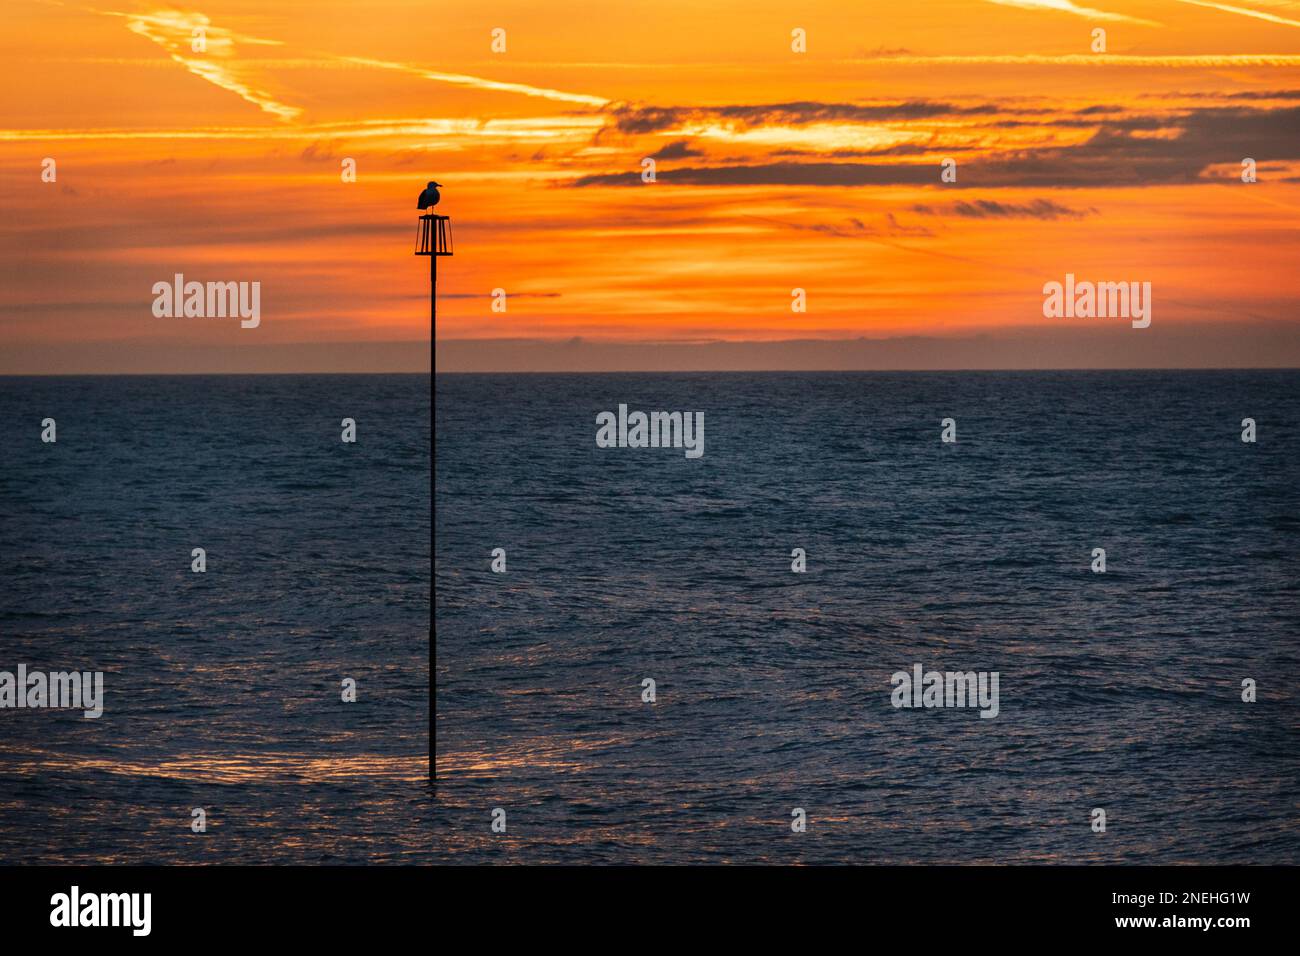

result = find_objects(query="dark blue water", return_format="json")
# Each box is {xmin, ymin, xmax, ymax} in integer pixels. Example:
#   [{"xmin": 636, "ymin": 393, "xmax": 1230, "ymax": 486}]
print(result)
[
  {"xmin": 3, "ymin": 371, "xmax": 1295, "ymax": 865},
  {"xmin": 434, "ymin": 371, "xmax": 1299, "ymax": 864},
  {"xmin": 0, "ymin": 375, "xmax": 430, "ymax": 864}
]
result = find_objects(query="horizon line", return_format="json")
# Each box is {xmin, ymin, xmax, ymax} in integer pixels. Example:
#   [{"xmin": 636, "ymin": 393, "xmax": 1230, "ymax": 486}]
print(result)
[{"xmin": 3, "ymin": 367, "xmax": 1297, "ymax": 378}]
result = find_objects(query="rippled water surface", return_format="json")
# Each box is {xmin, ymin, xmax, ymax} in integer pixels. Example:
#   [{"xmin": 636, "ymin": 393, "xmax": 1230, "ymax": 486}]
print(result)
[
  {"xmin": 1, "ymin": 375, "xmax": 430, "ymax": 864},
  {"xmin": 434, "ymin": 371, "xmax": 1299, "ymax": 864},
  {"xmin": 3, "ymin": 371, "xmax": 1295, "ymax": 865}
]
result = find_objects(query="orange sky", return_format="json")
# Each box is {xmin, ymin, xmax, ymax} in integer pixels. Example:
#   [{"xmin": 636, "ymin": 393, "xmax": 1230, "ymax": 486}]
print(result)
[{"xmin": 1, "ymin": 0, "xmax": 1298, "ymax": 372}]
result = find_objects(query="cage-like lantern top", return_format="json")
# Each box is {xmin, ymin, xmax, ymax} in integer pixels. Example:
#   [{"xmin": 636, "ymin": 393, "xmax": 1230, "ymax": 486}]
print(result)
[{"xmin": 415, "ymin": 214, "xmax": 453, "ymax": 256}]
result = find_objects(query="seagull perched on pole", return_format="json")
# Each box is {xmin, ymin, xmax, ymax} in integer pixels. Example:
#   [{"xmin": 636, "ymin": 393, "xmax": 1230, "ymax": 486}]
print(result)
[{"xmin": 417, "ymin": 181, "xmax": 442, "ymax": 210}]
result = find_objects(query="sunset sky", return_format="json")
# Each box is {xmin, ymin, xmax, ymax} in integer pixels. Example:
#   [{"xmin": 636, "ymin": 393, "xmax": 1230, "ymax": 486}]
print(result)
[{"xmin": 1, "ymin": 0, "xmax": 1298, "ymax": 372}]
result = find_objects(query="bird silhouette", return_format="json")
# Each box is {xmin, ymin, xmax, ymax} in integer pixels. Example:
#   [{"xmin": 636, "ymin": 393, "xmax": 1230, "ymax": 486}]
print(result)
[{"xmin": 417, "ymin": 181, "xmax": 442, "ymax": 210}]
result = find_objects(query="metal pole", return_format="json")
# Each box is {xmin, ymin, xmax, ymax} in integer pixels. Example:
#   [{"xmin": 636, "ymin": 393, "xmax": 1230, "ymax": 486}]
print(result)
[
  {"xmin": 422, "ymin": 211, "xmax": 440, "ymax": 796},
  {"xmin": 427, "ymin": 221, "xmax": 436, "ymax": 794}
]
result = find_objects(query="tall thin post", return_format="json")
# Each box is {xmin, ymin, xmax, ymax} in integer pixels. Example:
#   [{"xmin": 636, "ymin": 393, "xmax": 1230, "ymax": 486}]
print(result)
[
  {"xmin": 413, "ymin": 189, "xmax": 451, "ymax": 799},
  {"xmin": 434, "ymin": 230, "xmax": 439, "ymax": 785}
]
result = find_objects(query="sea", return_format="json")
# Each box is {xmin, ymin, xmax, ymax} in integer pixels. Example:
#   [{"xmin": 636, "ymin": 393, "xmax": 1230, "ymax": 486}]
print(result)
[
  {"xmin": 433, "ymin": 370, "xmax": 1298, "ymax": 864},
  {"xmin": 0, "ymin": 374, "xmax": 430, "ymax": 864},
  {"xmin": 2, "ymin": 370, "xmax": 1297, "ymax": 864}
]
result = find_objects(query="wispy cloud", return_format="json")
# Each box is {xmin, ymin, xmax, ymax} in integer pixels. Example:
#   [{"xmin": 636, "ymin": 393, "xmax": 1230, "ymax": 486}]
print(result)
[
  {"xmin": 1170, "ymin": 0, "xmax": 1300, "ymax": 27},
  {"xmin": 50, "ymin": 2, "xmax": 609, "ymax": 122},
  {"xmin": 911, "ymin": 198, "xmax": 1096, "ymax": 219},
  {"xmin": 983, "ymin": 0, "xmax": 1160, "ymax": 25},
  {"xmin": 112, "ymin": 8, "xmax": 302, "ymax": 120},
  {"xmin": 0, "ymin": 117, "xmax": 602, "ymax": 142},
  {"xmin": 568, "ymin": 103, "xmax": 1300, "ymax": 189},
  {"xmin": 847, "ymin": 53, "xmax": 1300, "ymax": 65},
  {"xmin": 748, "ymin": 213, "xmax": 934, "ymax": 239},
  {"xmin": 606, "ymin": 101, "xmax": 1003, "ymax": 135},
  {"xmin": 338, "ymin": 55, "xmax": 609, "ymax": 106}
]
